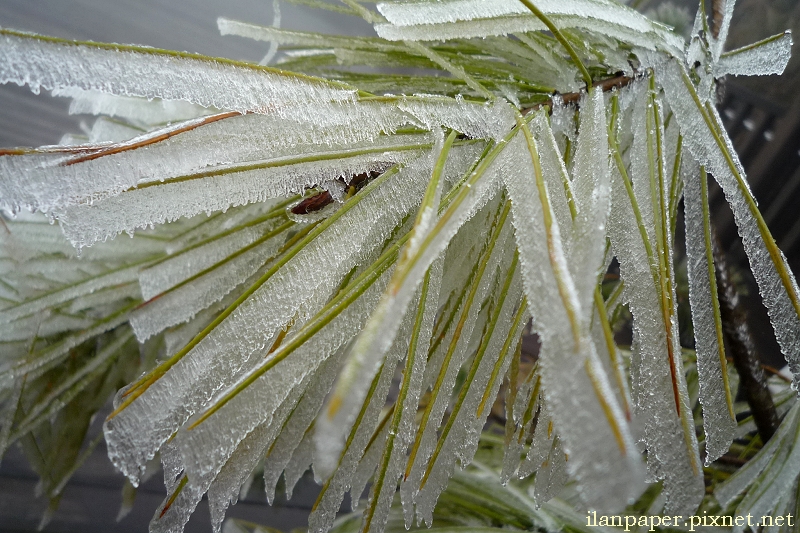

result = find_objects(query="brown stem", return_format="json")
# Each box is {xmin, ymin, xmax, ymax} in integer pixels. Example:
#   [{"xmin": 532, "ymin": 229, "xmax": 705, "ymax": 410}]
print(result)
[
  {"xmin": 711, "ymin": 226, "xmax": 779, "ymax": 442},
  {"xmin": 523, "ymin": 72, "xmax": 636, "ymax": 115},
  {"xmin": 710, "ymin": 0, "xmax": 724, "ymax": 40}
]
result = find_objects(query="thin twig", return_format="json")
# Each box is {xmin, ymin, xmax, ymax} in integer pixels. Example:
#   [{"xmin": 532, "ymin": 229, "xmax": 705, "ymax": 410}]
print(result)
[{"xmin": 523, "ymin": 72, "xmax": 636, "ymax": 115}]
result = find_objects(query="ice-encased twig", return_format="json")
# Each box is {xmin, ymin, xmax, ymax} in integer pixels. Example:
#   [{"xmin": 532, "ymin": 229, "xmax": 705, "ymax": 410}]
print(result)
[
  {"xmin": 660, "ymin": 60, "xmax": 800, "ymax": 392},
  {"xmin": 138, "ymin": 209, "xmax": 286, "ymax": 300},
  {"xmin": 715, "ymin": 402, "xmax": 800, "ymax": 508},
  {"xmin": 359, "ymin": 259, "xmax": 444, "ymax": 533},
  {"xmin": 505, "ymin": 114, "xmax": 644, "ymax": 511},
  {"xmin": 129, "ymin": 225, "xmax": 291, "ymax": 341},
  {"xmin": 0, "ymin": 261, "xmax": 146, "ymax": 325},
  {"xmin": 397, "ymin": 96, "xmax": 516, "ymax": 142},
  {"xmin": 314, "ymin": 131, "xmax": 459, "ymax": 481},
  {"xmin": 412, "ymin": 260, "xmax": 522, "ymax": 526},
  {"xmin": 375, "ymin": 11, "xmax": 683, "ymax": 57},
  {"xmin": 58, "ymin": 137, "xmax": 429, "ymax": 247},
  {"xmin": 262, "ymin": 345, "xmax": 349, "ymax": 504},
  {"xmin": 306, "ymin": 322, "xmax": 401, "ymax": 533},
  {"xmin": 205, "ymin": 364, "xmax": 326, "ymax": 533},
  {"xmin": 402, "ymin": 200, "xmax": 512, "ymax": 524},
  {"xmin": 52, "ymin": 87, "xmax": 210, "ymax": 126},
  {"xmin": 607, "ymin": 88, "xmax": 704, "ymax": 515},
  {"xmin": 682, "ymin": 162, "xmax": 736, "ymax": 464},
  {"xmin": 219, "ymin": 18, "xmax": 405, "ymax": 53},
  {"xmin": 2, "ymin": 99, "xmax": 416, "ymax": 221},
  {"xmin": 564, "ymin": 90, "xmax": 611, "ymax": 321},
  {"xmin": 0, "ymin": 28, "xmax": 354, "ymax": 113},
  {"xmin": 714, "ymin": 31, "xmax": 793, "ymax": 78},
  {"xmin": 104, "ymin": 158, "xmax": 428, "ymax": 486}
]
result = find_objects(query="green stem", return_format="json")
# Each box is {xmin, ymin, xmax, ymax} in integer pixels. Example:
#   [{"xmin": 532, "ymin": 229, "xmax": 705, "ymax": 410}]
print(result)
[{"xmin": 516, "ymin": 0, "xmax": 593, "ymax": 89}]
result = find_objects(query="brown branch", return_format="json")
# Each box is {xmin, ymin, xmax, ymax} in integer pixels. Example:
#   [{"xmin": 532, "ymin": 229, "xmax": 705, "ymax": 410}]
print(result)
[
  {"xmin": 711, "ymin": 227, "xmax": 779, "ymax": 442},
  {"xmin": 710, "ymin": 0, "xmax": 725, "ymax": 40},
  {"xmin": 523, "ymin": 72, "xmax": 636, "ymax": 116}
]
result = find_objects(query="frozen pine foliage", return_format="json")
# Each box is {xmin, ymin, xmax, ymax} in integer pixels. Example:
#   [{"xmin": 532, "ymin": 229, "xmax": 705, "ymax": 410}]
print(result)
[{"xmin": 1, "ymin": 1, "xmax": 799, "ymax": 532}]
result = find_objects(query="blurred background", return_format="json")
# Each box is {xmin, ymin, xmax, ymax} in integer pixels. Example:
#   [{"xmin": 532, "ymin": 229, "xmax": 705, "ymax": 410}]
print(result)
[{"xmin": 1, "ymin": 0, "xmax": 799, "ymax": 531}]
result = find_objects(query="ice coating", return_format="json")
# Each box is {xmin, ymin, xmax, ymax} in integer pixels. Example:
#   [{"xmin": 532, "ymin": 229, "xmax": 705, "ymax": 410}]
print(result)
[
  {"xmin": 58, "ymin": 154, "xmax": 420, "ymax": 248},
  {"xmin": 129, "ymin": 234, "xmax": 286, "ymax": 341},
  {"xmin": 660, "ymin": 60, "xmax": 800, "ymax": 392},
  {"xmin": 413, "ymin": 266, "xmax": 522, "ymax": 525},
  {"xmin": 284, "ymin": 429, "xmax": 316, "ymax": 500},
  {"xmin": 138, "ymin": 217, "xmax": 283, "ymax": 301},
  {"xmin": 0, "ymin": 263, "xmax": 142, "ymax": 325},
  {"xmin": 218, "ymin": 18, "xmax": 403, "ymax": 53},
  {"xmin": 360, "ymin": 258, "xmax": 444, "ymax": 533},
  {"xmin": 399, "ymin": 96, "xmax": 515, "ymax": 142},
  {"xmin": 402, "ymin": 210, "xmax": 514, "ymax": 523},
  {"xmin": 86, "ymin": 117, "xmax": 142, "ymax": 144},
  {"xmin": 714, "ymin": 31, "xmax": 793, "ymax": 78},
  {"xmin": 530, "ymin": 110, "xmax": 575, "ymax": 236},
  {"xmin": 503, "ymin": 121, "xmax": 644, "ymax": 512},
  {"xmin": 311, "ymin": 139, "xmax": 439, "ymax": 477},
  {"xmin": 104, "ymin": 158, "xmax": 429, "ymax": 486},
  {"xmin": 0, "ymin": 111, "xmax": 420, "ymax": 217},
  {"xmin": 206, "ymin": 372, "xmax": 314, "ymax": 533},
  {"xmin": 533, "ymin": 437, "xmax": 568, "ymax": 504},
  {"xmin": 565, "ymin": 90, "xmax": 611, "ymax": 319},
  {"xmin": 710, "ymin": 0, "xmax": 737, "ymax": 63},
  {"xmin": 732, "ymin": 418, "xmax": 800, "ymax": 532},
  {"xmin": 715, "ymin": 402, "xmax": 800, "ymax": 508},
  {"xmin": 501, "ymin": 369, "xmax": 540, "ymax": 483},
  {"xmin": 174, "ymin": 266, "xmax": 391, "ymax": 521},
  {"xmin": 262, "ymin": 346, "xmax": 347, "ymax": 503},
  {"xmin": 0, "ymin": 29, "xmax": 354, "ymax": 114},
  {"xmin": 348, "ymin": 420, "xmax": 390, "ymax": 512},
  {"xmin": 306, "ymin": 333, "xmax": 400, "ymax": 533},
  {"xmin": 52, "ymin": 86, "xmax": 210, "ymax": 126},
  {"xmin": 607, "ymin": 88, "xmax": 704, "ymax": 514},
  {"xmin": 375, "ymin": 13, "xmax": 684, "ymax": 56},
  {"xmin": 378, "ymin": 0, "xmax": 663, "ymax": 34},
  {"xmin": 682, "ymin": 161, "xmax": 736, "ymax": 464},
  {"xmin": 517, "ymin": 397, "xmax": 553, "ymax": 480},
  {"xmin": 170, "ymin": 169, "xmax": 427, "ymax": 487}
]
